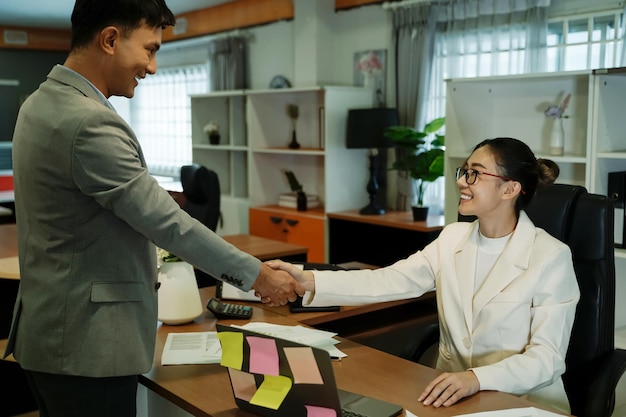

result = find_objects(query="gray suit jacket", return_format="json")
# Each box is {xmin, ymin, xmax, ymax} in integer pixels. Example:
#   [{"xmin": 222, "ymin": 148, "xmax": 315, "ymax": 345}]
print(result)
[{"xmin": 4, "ymin": 65, "xmax": 261, "ymax": 377}]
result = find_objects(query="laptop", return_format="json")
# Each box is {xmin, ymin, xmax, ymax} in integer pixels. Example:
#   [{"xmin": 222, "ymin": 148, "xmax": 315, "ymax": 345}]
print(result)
[{"xmin": 216, "ymin": 323, "xmax": 403, "ymax": 417}]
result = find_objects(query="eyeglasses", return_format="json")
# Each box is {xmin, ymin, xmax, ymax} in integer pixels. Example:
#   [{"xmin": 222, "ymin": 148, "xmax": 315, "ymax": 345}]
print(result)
[{"xmin": 455, "ymin": 167, "xmax": 526, "ymax": 195}]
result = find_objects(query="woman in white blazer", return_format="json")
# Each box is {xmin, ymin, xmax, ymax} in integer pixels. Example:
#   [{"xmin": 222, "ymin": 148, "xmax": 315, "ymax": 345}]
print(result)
[{"xmin": 268, "ymin": 137, "xmax": 580, "ymax": 414}]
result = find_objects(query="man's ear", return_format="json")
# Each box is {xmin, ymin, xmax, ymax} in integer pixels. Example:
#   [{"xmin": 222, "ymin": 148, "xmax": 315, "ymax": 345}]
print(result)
[{"xmin": 100, "ymin": 26, "xmax": 118, "ymax": 54}]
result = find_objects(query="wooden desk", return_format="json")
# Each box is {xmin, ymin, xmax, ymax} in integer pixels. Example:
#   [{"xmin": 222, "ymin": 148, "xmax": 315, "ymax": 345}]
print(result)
[
  {"xmin": 0, "ymin": 225, "xmax": 307, "ymax": 279},
  {"xmin": 141, "ymin": 287, "xmax": 570, "ymax": 417},
  {"xmin": 222, "ymin": 234, "xmax": 307, "ymax": 261},
  {"xmin": 327, "ymin": 210, "xmax": 445, "ymax": 267}
]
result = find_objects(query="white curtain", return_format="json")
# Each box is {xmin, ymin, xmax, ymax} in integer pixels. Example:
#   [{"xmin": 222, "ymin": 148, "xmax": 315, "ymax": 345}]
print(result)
[
  {"xmin": 436, "ymin": 0, "xmax": 549, "ymax": 80},
  {"xmin": 389, "ymin": 0, "xmax": 550, "ymax": 212}
]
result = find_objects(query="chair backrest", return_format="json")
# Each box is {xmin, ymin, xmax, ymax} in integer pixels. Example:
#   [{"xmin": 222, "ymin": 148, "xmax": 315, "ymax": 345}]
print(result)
[
  {"xmin": 524, "ymin": 183, "xmax": 616, "ymax": 416},
  {"xmin": 180, "ymin": 163, "xmax": 221, "ymax": 232}
]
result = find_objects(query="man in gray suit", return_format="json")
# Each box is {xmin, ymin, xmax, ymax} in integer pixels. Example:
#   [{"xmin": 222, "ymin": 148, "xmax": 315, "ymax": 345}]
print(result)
[{"xmin": 4, "ymin": 1, "xmax": 304, "ymax": 416}]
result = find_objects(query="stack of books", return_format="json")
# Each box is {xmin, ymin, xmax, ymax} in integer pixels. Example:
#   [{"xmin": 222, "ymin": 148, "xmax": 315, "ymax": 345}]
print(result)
[{"xmin": 277, "ymin": 193, "xmax": 320, "ymax": 209}]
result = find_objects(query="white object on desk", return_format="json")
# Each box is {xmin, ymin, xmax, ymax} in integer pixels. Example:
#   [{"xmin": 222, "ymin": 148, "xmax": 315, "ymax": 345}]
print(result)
[
  {"xmin": 452, "ymin": 407, "xmax": 565, "ymax": 416},
  {"xmin": 157, "ymin": 261, "xmax": 203, "ymax": 325}
]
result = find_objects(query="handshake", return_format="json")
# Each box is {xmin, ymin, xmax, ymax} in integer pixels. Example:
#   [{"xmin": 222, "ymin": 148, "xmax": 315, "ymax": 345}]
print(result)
[{"xmin": 251, "ymin": 260, "xmax": 316, "ymax": 306}]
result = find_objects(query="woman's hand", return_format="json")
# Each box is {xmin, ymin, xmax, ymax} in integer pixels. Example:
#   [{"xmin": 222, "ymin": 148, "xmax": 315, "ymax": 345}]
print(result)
[
  {"xmin": 264, "ymin": 260, "xmax": 315, "ymax": 292},
  {"xmin": 418, "ymin": 370, "xmax": 480, "ymax": 407}
]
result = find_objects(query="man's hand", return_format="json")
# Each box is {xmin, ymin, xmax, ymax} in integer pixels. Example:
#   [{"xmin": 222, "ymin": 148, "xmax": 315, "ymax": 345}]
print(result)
[
  {"xmin": 264, "ymin": 259, "xmax": 315, "ymax": 292},
  {"xmin": 251, "ymin": 263, "xmax": 305, "ymax": 306},
  {"xmin": 418, "ymin": 370, "xmax": 480, "ymax": 407}
]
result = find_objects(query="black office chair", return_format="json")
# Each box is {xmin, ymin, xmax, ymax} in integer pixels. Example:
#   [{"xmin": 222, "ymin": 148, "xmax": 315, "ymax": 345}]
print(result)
[
  {"xmin": 180, "ymin": 163, "xmax": 221, "ymax": 287},
  {"xmin": 408, "ymin": 184, "xmax": 626, "ymax": 417}
]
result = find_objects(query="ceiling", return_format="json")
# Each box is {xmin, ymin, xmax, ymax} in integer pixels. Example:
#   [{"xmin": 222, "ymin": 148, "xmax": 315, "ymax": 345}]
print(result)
[{"xmin": 0, "ymin": 0, "xmax": 235, "ymax": 29}]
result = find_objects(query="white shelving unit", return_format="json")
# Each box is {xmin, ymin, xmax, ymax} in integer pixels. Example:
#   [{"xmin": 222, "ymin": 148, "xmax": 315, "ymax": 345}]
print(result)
[
  {"xmin": 190, "ymin": 91, "xmax": 249, "ymax": 235},
  {"xmin": 190, "ymin": 86, "xmax": 372, "ymax": 261},
  {"xmin": 246, "ymin": 86, "xmax": 371, "ymax": 212},
  {"xmin": 444, "ymin": 68, "xmax": 626, "ymax": 334},
  {"xmin": 444, "ymin": 70, "xmax": 593, "ymax": 224}
]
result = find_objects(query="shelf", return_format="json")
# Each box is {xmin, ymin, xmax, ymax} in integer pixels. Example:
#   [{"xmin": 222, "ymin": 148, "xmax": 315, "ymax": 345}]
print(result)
[
  {"xmin": 193, "ymin": 144, "xmax": 248, "ymax": 152},
  {"xmin": 251, "ymin": 147, "xmax": 325, "ymax": 156}
]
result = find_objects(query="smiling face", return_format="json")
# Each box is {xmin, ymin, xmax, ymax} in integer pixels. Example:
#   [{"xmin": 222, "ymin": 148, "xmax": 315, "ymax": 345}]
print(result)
[
  {"xmin": 104, "ymin": 22, "xmax": 162, "ymax": 98},
  {"xmin": 457, "ymin": 146, "xmax": 514, "ymax": 220}
]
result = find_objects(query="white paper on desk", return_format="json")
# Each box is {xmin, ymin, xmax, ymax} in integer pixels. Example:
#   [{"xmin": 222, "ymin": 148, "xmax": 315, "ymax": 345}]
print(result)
[
  {"xmin": 235, "ymin": 322, "xmax": 347, "ymax": 359},
  {"xmin": 161, "ymin": 332, "xmax": 222, "ymax": 365},
  {"xmin": 452, "ymin": 407, "xmax": 564, "ymax": 417}
]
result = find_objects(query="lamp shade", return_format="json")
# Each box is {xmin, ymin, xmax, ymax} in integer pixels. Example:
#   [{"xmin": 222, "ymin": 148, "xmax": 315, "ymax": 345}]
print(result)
[{"xmin": 346, "ymin": 108, "xmax": 399, "ymax": 149}]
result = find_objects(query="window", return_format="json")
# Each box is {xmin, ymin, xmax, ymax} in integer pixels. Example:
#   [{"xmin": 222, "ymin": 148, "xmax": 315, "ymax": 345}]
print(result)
[
  {"xmin": 125, "ymin": 64, "xmax": 209, "ymax": 177},
  {"xmin": 427, "ymin": 9, "xmax": 624, "ymax": 122},
  {"xmin": 547, "ymin": 11, "xmax": 624, "ymax": 72}
]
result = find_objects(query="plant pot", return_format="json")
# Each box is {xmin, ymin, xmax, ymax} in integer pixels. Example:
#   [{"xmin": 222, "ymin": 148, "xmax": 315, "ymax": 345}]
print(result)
[
  {"xmin": 411, "ymin": 206, "xmax": 429, "ymax": 222},
  {"xmin": 208, "ymin": 133, "xmax": 220, "ymax": 145}
]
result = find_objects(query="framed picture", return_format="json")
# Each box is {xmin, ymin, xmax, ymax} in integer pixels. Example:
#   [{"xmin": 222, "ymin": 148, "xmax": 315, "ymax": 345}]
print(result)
[{"xmin": 353, "ymin": 49, "xmax": 387, "ymax": 106}]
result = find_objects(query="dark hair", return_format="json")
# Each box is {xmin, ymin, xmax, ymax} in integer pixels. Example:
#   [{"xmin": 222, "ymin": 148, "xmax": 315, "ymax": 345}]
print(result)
[
  {"xmin": 70, "ymin": 0, "xmax": 176, "ymax": 49},
  {"xmin": 472, "ymin": 137, "xmax": 559, "ymax": 212}
]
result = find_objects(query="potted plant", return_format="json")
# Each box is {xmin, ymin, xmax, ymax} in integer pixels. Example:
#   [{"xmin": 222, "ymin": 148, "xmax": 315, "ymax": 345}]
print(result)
[
  {"xmin": 384, "ymin": 117, "xmax": 445, "ymax": 221},
  {"xmin": 203, "ymin": 121, "xmax": 220, "ymax": 145}
]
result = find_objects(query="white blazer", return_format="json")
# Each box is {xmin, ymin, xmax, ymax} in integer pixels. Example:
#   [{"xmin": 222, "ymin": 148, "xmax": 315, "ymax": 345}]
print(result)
[{"xmin": 307, "ymin": 211, "xmax": 579, "ymax": 413}]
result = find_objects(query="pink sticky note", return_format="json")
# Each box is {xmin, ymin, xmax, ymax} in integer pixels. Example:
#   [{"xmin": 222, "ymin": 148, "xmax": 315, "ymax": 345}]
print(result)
[
  {"xmin": 305, "ymin": 405, "xmax": 337, "ymax": 417},
  {"xmin": 284, "ymin": 347, "xmax": 324, "ymax": 384},
  {"xmin": 246, "ymin": 336, "xmax": 279, "ymax": 375}
]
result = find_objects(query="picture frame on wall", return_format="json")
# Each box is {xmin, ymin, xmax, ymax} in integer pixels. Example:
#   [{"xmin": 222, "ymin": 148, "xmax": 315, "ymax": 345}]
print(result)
[{"xmin": 353, "ymin": 49, "xmax": 387, "ymax": 107}]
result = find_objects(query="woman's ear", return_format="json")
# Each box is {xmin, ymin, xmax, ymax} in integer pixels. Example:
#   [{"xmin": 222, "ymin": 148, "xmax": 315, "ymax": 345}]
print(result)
[{"xmin": 503, "ymin": 181, "xmax": 523, "ymax": 200}]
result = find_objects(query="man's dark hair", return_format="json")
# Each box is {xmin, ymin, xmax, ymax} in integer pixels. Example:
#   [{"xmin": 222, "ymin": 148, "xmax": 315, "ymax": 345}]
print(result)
[{"xmin": 70, "ymin": 0, "xmax": 176, "ymax": 49}]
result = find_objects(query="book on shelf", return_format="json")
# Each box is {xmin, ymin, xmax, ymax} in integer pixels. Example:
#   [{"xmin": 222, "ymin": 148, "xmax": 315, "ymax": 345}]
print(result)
[
  {"xmin": 277, "ymin": 200, "xmax": 321, "ymax": 209},
  {"xmin": 278, "ymin": 193, "xmax": 319, "ymax": 202},
  {"xmin": 277, "ymin": 193, "xmax": 320, "ymax": 209}
]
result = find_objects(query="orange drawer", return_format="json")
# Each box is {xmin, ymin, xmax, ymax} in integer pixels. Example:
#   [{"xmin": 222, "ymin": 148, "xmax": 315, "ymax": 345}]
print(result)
[{"xmin": 249, "ymin": 206, "xmax": 326, "ymax": 262}]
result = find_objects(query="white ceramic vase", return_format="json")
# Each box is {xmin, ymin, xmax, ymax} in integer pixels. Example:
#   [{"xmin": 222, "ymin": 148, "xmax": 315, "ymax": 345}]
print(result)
[
  {"xmin": 157, "ymin": 261, "xmax": 203, "ymax": 325},
  {"xmin": 550, "ymin": 118, "xmax": 565, "ymax": 156}
]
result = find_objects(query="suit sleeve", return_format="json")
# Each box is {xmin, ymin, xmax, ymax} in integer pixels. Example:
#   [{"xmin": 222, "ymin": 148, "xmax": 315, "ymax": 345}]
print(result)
[{"xmin": 70, "ymin": 110, "xmax": 261, "ymax": 290}]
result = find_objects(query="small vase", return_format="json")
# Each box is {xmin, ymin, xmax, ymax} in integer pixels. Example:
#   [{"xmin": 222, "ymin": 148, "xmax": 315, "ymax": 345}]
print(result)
[
  {"xmin": 288, "ymin": 129, "xmax": 300, "ymax": 149},
  {"xmin": 157, "ymin": 261, "xmax": 203, "ymax": 325},
  {"xmin": 550, "ymin": 119, "xmax": 564, "ymax": 156}
]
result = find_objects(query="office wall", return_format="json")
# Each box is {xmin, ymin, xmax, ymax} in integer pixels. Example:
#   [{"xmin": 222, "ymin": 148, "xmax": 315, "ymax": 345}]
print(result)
[{"xmin": 0, "ymin": 49, "xmax": 66, "ymax": 141}]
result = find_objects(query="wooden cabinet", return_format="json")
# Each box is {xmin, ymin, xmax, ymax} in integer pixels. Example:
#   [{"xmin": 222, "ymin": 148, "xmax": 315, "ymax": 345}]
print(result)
[{"xmin": 249, "ymin": 206, "xmax": 325, "ymax": 262}]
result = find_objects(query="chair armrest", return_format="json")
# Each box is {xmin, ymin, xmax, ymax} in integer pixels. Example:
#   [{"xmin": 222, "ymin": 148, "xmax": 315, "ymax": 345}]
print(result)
[{"xmin": 581, "ymin": 348, "xmax": 626, "ymax": 417}]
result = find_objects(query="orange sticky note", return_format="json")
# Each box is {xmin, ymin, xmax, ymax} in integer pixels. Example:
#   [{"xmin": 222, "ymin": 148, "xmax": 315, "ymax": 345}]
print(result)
[
  {"xmin": 247, "ymin": 336, "xmax": 279, "ymax": 375},
  {"xmin": 218, "ymin": 331, "xmax": 244, "ymax": 370},
  {"xmin": 284, "ymin": 347, "xmax": 324, "ymax": 384},
  {"xmin": 249, "ymin": 374, "xmax": 292, "ymax": 410}
]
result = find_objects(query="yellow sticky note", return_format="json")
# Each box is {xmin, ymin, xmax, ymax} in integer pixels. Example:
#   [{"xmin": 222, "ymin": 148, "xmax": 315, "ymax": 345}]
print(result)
[
  {"xmin": 249, "ymin": 374, "xmax": 292, "ymax": 410},
  {"xmin": 217, "ymin": 331, "xmax": 244, "ymax": 370}
]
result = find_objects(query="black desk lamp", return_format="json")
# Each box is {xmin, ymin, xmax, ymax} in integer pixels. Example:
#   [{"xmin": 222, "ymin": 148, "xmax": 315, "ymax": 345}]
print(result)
[{"xmin": 346, "ymin": 108, "xmax": 399, "ymax": 215}]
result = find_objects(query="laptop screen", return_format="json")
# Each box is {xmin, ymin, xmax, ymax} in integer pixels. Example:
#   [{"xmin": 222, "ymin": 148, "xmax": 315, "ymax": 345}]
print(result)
[{"xmin": 216, "ymin": 323, "xmax": 403, "ymax": 417}]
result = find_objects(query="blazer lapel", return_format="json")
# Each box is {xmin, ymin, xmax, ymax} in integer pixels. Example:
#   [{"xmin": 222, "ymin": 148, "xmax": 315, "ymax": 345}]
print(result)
[
  {"xmin": 454, "ymin": 222, "xmax": 479, "ymax": 334},
  {"xmin": 471, "ymin": 212, "xmax": 536, "ymax": 320}
]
